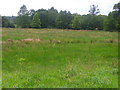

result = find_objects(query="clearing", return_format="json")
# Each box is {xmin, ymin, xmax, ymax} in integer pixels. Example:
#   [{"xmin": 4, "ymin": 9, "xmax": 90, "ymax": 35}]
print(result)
[{"xmin": 2, "ymin": 28, "xmax": 118, "ymax": 88}]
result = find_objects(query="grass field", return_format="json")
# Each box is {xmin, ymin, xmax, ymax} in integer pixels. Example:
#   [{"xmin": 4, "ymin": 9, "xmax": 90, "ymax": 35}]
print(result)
[{"xmin": 2, "ymin": 28, "xmax": 118, "ymax": 88}]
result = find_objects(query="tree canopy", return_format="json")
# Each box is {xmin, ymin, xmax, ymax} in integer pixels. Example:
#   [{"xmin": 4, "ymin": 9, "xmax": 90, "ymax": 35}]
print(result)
[
  {"xmin": 89, "ymin": 5, "xmax": 100, "ymax": 16},
  {"xmin": 3, "ymin": 2, "xmax": 119, "ymax": 32},
  {"xmin": 30, "ymin": 12, "xmax": 41, "ymax": 28}
]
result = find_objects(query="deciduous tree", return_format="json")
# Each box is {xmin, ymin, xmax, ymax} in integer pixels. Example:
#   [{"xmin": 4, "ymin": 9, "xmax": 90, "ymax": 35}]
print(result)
[
  {"xmin": 30, "ymin": 12, "xmax": 41, "ymax": 28},
  {"xmin": 16, "ymin": 5, "xmax": 30, "ymax": 28},
  {"xmin": 89, "ymin": 5, "xmax": 100, "ymax": 16}
]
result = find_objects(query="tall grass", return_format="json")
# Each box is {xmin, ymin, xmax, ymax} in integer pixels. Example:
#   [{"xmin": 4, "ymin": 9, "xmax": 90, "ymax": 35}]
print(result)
[{"xmin": 2, "ymin": 28, "xmax": 118, "ymax": 88}]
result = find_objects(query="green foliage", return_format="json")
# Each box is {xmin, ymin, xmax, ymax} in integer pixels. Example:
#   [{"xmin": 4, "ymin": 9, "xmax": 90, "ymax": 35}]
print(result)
[
  {"xmin": 4, "ymin": 3, "xmax": 120, "ymax": 31},
  {"xmin": 97, "ymin": 15, "xmax": 106, "ymax": 30},
  {"xmin": 104, "ymin": 2, "xmax": 120, "ymax": 31},
  {"xmin": 72, "ymin": 14, "xmax": 81, "ymax": 29},
  {"xmin": 2, "ymin": 16, "xmax": 15, "ymax": 28},
  {"xmin": 2, "ymin": 17, "xmax": 9, "ymax": 27},
  {"xmin": 56, "ymin": 11, "xmax": 72, "ymax": 29},
  {"xmin": 113, "ymin": 2, "xmax": 120, "ymax": 12},
  {"xmin": 28, "ymin": 9, "xmax": 35, "ymax": 16},
  {"xmin": 30, "ymin": 12, "xmax": 41, "ymax": 28},
  {"xmin": 16, "ymin": 15, "xmax": 30, "ymax": 28},
  {"xmin": 116, "ymin": 15, "xmax": 120, "ymax": 30},
  {"xmin": 0, "ymin": 15, "xmax": 1, "ymax": 27},
  {"xmin": 47, "ymin": 7, "xmax": 58, "ymax": 28},
  {"xmin": 18, "ymin": 5, "xmax": 29, "ymax": 16},
  {"xmin": 104, "ymin": 10, "xmax": 119, "ymax": 31},
  {"xmin": 104, "ymin": 12, "xmax": 116, "ymax": 31},
  {"xmin": 82, "ymin": 15, "xmax": 98, "ymax": 30},
  {"xmin": 37, "ymin": 9, "xmax": 49, "ymax": 28},
  {"xmin": 71, "ymin": 14, "xmax": 105, "ymax": 30},
  {"xmin": 16, "ymin": 5, "xmax": 31, "ymax": 28},
  {"xmin": 113, "ymin": 2, "xmax": 120, "ymax": 31}
]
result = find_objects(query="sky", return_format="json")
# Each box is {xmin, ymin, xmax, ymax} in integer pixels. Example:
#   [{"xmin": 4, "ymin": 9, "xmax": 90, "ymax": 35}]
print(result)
[{"xmin": 0, "ymin": 0, "xmax": 119, "ymax": 16}]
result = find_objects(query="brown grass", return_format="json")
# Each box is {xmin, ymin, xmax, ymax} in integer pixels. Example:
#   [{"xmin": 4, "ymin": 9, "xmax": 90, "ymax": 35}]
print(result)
[{"xmin": 21, "ymin": 39, "xmax": 41, "ymax": 42}]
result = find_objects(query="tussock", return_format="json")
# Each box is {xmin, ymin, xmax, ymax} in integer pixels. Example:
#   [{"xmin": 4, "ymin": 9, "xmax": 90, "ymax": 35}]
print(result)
[
  {"xmin": 21, "ymin": 39, "xmax": 41, "ymax": 42},
  {"xmin": 3, "ymin": 38, "xmax": 41, "ymax": 44}
]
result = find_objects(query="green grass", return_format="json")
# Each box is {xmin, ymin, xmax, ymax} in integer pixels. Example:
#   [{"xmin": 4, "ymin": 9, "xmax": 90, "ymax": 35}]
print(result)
[{"xmin": 2, "ymin": 28, "xmax": 118, "ymax": 88}]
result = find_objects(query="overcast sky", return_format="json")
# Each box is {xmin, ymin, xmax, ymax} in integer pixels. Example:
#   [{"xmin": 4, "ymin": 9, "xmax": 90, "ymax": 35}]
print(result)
[{"xmin": 0, "ymin": 0, "xmax": 119, "ymax": 16}]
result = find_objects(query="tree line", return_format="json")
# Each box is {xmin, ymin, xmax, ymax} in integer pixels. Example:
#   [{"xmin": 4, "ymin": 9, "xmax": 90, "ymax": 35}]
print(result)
[{"xmin": 2, "ymin": 2, "xmax": 120, "ymax": 31}]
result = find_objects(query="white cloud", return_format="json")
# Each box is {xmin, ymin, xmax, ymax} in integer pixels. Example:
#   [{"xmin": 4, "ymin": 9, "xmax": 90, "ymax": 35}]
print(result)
[{"xmin": 0, "ymin": 0, "xmax": 119, "ymax": 16}]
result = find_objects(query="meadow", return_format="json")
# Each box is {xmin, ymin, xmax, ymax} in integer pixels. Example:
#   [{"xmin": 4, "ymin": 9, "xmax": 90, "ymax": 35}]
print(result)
[{"xmin": 2, "ymin": 28, "xmax": 118, "ymax": 88}]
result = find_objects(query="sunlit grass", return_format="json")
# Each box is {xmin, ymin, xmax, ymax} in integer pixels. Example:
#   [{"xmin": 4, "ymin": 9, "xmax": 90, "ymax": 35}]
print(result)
[{"xmin": 2, "ymin": 28, "xmax": 118, "ymax": 88}]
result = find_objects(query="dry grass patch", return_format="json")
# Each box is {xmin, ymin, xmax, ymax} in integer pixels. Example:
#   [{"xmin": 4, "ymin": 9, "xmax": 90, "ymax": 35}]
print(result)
[
  {"xmin": 2, "ymin": 38, "xmax": 42, "ymax": 44},
  {"xmin": 21, "ymin": 38, "xmax": 41, "ymax": 42}
]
